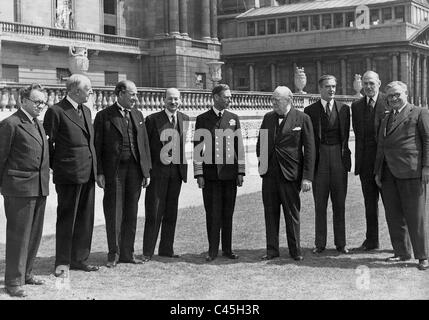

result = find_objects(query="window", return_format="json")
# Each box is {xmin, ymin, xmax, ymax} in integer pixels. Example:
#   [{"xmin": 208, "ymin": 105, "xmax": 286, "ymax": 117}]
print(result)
[
  {"xmin": 257, "ymin": 21, "xmax": 266, "ymax": 35},
  {"xmin": 104, "ymin": 25, "xmax": 116, "ymax": 35},
  {"xmin": 322, "ymin": 14, "xmax": 331, "ymax": 29},
  {"xmin": 54, "ymin": 0, "xmax": 73, "ymax": 29},
  {"xmin": 247, "ymin": 22, "xmax": 255, "ymax": 36},
  {"xmin": 299, "ymin": 16, "xmax": 309, "ymax": 32},
  {"xmin": 382, "ymin": 8, "xmax": 392, "ymax": 22},
  {"xmin": 289, "ymin": 17, "xmax": 297, "ymax": 32},
  {"xmin": 311, "ymin": 15, "xmax": 320, "ymax": 30},
  {"xmin": 394, "ymin": 6, "xmax": 405, "ymax": 22},
  {"xmin": 334, "ymin": 13, "xmax": 343, "ymax": 28},
  {"xmin": 278, "ymin": 18, "xmax": 287, "ymax": 33},
  {"xmin": 345, "ymin": 12, "xmax": 354, "ymax": 27},
  {"xmin": 267, "ymin": 19, "xmax": 276, "ymax": 34},
  {"xmin": 105, "ymin": 71, "xmax": 118, "ymax": 86},
  {"xmin": 2, "ymin": 64, "xmax": 19, "ymax": 82},
  {"xmin": 56, "ymin": 68, "xmax": 71, "ymax": 83},
  {"xmin": 370, "ymin": 9, "xmax": 380, "ymax": 25},
  {"xmin": 238, "ymin": 77, "xmax": 247, "ymax": 87},
  {"xmin": 104, "ymin": 0, "xmax": 116, "ymax": 14}
]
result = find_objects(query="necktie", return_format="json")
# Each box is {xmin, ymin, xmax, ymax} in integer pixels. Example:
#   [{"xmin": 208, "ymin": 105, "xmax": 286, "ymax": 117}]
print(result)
[
  {"xmin": 171, "ymin": 114, "xmax": 176, "ymax": 129},
  {"xmin": 368, "ymin": 98, "xmax": 375, "ymax": 109},
  {"xmin": 326, "ymin": 102, "xmax": 331, "ymax": 118},
  {"xmin": 33, "ymin": 117, "xmax": 39, "ymax": 130},
  {"xmin": 386, "ymin": 110, "xmax": 397, "ymax": 132},
  {"xmin": 77, "ymin": 104, "xmax": 83, "ymax": 118},
  {"xmin": 218, "ymin": 112, "xmax": 222, "ymax": 120},
  {"xmin": 123, "ymin": 109, "xmax": 130, "ymax": 123}
]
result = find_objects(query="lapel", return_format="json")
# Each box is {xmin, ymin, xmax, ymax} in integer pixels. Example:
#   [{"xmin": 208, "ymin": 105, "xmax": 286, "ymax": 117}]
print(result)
[
  {"xmin": 129, "ymin": 108, "xmax": 140, "ymax": 134},
  {"xmin": 155, "ymin": 110, "xmax": 171, "ymax": 138},
  {"xmin": 177, "ymin": 111, "xmax": 183, "ymax": 136},
  {"xmin": 387, "ymin": 104, "xmax": 411, "ymax": 135},
  {"xmin": 17, "ymin": 109, "xmax": 43, "ymax": 146},
  {"xmin": 61, "ymin": 99, "xmax": 88, "ymax": 134},
  {"xmin": 334, "ymin": 100, "xmax": 343, "ymax": 135},
  {"xmin": 276, "ymin": 108, "xmax": 297, "ymax": 142},
  {"xmin": 316, "ymin": 100, "xmax": 323, "ymax": 140},
  {"xmin": 108, "ymin": 104, "xmax": 125, "ymax": 137},
  {"xmin": 219, "ymin": 110, "xmax": 230, "ymax": 129}
]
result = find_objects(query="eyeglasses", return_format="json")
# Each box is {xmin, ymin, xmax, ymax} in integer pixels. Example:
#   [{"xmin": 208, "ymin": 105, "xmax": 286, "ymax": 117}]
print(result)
[
  {"xmin": 25, "ymin": 98, "xmax": 48, "ymax": 108},
  {"xmin": 386, "ymin": 93, "xmax": 402, "ymax": 99}
]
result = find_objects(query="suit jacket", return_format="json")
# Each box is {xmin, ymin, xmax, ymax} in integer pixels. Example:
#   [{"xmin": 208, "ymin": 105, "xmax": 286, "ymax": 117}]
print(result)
[
  {"xmin": 43, "ymin": 97, "xmax": 97, "ymax": 184},
  {"xmin": 374, "ymin": 103, "xmax": 429, "ymax": 179},
  {"xmin": 145, "ymin": 110, "xmax": 188, "ymax": 182},
  {"xmin": 194, "ymin": 109, "xmax": 245, "ymax": 180},
  {"xmin": 93, "ymin": 103, "xmax": 151, "ymax": 183},
  {"xmin": 304, "ymin": 100, "xmax": 351, "ymax": 172},
  {"xmin": 0, "ymin": 109, "xmax": 49, "ymax": 197},
  {"xmin": 352, "ymin": 93, "xmax": 388, "ymax": 175},
  {"xmin": 256, "ymin": 108, "xmax": 315, "ymax": 182}
]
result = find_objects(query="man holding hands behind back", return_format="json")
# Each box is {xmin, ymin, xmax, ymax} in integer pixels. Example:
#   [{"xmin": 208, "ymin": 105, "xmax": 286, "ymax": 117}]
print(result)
[{"xmin": 257, "ymin": 86, "xmax": 315, "ymax": 261}]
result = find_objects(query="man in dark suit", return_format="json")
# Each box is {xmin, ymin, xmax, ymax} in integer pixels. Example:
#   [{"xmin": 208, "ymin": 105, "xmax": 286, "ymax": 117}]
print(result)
[
  {"xmin": 43, "ymin": 74, "xmax": 99, "ymax": 276},
  {"xmin": 94, "ymin": 80, "xmax": 151, "ymax": 267},
  {"xmin": 304, "ymin": 75, "xmax": 351, "ymax": 254},
  {"xmin": 257, "ymin": 86, "xmax": 315, "ymax": 261},
  {"xmin": 194, "ymin": 84, "xmax": 245, "ymax": 262},
  {"xmin": 374, "ymin": 81, "xmax": 429, "ymax": 271},
  {"xmin": 351, "ymin": 71, "xmax": 388, "ymax": 251},
  {"xmin": 0, "ymin": 84, "xmax": 49, "ymax": 297},
  {"xmin": 143, "ymin": 88, "xmax": 189, "ymax": 261}
]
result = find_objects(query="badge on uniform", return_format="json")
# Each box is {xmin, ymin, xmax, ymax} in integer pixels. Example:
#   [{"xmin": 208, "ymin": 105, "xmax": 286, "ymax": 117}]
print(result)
[{"xmin": 229, "ymin": 119, "xmax": 236, "ymax": 126}]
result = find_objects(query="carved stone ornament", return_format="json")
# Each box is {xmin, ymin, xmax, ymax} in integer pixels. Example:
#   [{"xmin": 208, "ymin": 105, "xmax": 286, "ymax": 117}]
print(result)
[
  {"xmin": 68, "ymin": 46, "xmax": 89, "ymax": 74},
  {"xmin": 294, "ymin": 67, "xmax": 307, "ymax": 94}
]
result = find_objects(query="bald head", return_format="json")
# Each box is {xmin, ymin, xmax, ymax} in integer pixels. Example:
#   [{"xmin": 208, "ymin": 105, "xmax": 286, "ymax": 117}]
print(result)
[
  {"xmin": 272, "ymin": 86, "xmax": 293, "ymax": 115},
  {"xmin": 66, "ymin": 74, "xmax": 92, "ymax": 104},
  {"xmin": 165, "ymin": 88, "xmax": 181, "ymax": 113},
  {"xmin": 362, "ymin": 70, "xmax": 381, "ymax": 98}
]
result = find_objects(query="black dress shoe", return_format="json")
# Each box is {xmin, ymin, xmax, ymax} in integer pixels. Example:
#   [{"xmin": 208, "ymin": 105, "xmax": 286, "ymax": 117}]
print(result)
[
  {"xmin": 159, "ymin": 253, "xmax": 180, "ymax": 258},
  {"xmin": 118, "ymin": 259, "xmax": 143, "ymax": 264},
  {"xmin": 222, "ymin": 252, "xmax": 239, "ymax": 259},
  {"xmin": 205, "ymin": 255, "xmax": 216, "ymax": 262},
  {"xmin": 54, "ymin": 265, "xmax": 69, "ymax": 278},
  {"xmin": 142, "ymin": 255, "xmax": 152, "ymax": 262},
  {"xmin": 106, "ymin": 260, "xmax": 117, "ymax": 268},
  {"xmin": 25, "ymin": 277, "xmax": 45, "ymax": 285},
  {"xmin": 417, "ymin": 259, "xmax": 429, "ymax": 270},
  {"xmin": 292, "ymin": 255, "xmax": 303, "ymax": 261},
  {"xmin": 385, "ymin": 255, "xmax": 411, "ymax": 262},
  {"xmin": 261, "ymin": 254, "xmax": 279, "ymax": 260},
  {"xmin": 6, "ymin": 286, "xmax": 27, "ymax": 298},
  {"xmin": 312, "ymin": 247, "xmax": 325, "ymax": 254},
  {"xmin": 70, "ymin": 263, "xmax": 100, "ymax": 272},
  {"xmin": 336, "ymin": 247, "xmax": 349, "ymax": 254}
]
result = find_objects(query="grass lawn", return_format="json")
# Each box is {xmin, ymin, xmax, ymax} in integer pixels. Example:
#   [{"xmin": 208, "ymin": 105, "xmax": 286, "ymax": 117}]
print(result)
[{"xmin": 0, "ymin": 173, "xmax": 428, "ymax": 300}]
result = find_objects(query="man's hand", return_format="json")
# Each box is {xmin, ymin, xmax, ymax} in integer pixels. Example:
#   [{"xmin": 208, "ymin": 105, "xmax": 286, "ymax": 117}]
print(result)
[
  {"xmin": 301, "ymin": 179, "xmax": 312, "ymax": 192},
  {"xmin": 197, "ymin": 176, "xmax": 205, "ymax": 189},
  {"xmin": 237, "ymin": 174, "xmax": 244, "ymax": 187},
  {"xmin": 96, "ymin": 174, "xmax": 105, "ymax": 189},
  {"xmin": 375, "ymin": 174, "xmax": 382, "ymax": 188},
  {"xmin": 422, "ymin": 166, "xmax": 429, "ymax": 184},
  {"xmin": 142, "ymin": 177, "xmax": 150, "ymax": 188}
]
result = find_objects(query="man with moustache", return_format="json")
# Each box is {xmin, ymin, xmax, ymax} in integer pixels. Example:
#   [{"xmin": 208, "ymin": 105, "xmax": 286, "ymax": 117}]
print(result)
[
  {"xmin": 351, "ymin": 71, "xmax": 388, "ymax": 251},
  {"xmin": 143, "ymin": 88, "xmax": 189, "ymax": 261},
  {"xmin": 0, "ymin": 84, "xmax": 49, "ymax": 297},
  {"xmin": 194, "ymin": 84, "xmax": 245, "ymax": 262},
  {"xmin": 94, "ymin": 80, "xmax": 151, "ymax": 267},
  {"xmin": 43, "ymin": 74, "xmax": 99, "ymax": 277},
  {"xmin": 374, "ymin": 81, "xmax": 429, "ymax": 271},
  {"xmin": 257, "ymin": 86, "xmax": 315, "ymax": 261},
  {"xmin": 304, "ymin": 75, "xmax": 351, "ymax": 255}
]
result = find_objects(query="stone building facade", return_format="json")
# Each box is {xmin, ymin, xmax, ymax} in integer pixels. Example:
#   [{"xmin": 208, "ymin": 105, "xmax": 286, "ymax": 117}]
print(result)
[{"xmin": 0, "ymin": 0, "xmax": 221, "ymax": 89}]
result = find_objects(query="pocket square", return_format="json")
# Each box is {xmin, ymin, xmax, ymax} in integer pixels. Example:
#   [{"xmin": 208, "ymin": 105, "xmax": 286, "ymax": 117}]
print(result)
[
  {"xmin": 229, "ymin": 119, "xmax": 236, "ymax": 126},
  {"xmin": 139, "ymin": 121, "xmax": 143, "ymax": 124},
  {"xmin": 292, "ymin": 127, "xmax": 302, "ymax": 131}
]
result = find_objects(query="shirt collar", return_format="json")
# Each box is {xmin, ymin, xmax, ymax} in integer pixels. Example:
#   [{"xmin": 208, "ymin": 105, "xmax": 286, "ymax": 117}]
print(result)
[
  {"xmin": 395, "ymin": 103, "xmax": 407, "ymax": 114},
  {"xmin": 367, "ymin": 94, "xmax": 379, "ymax": 106},
  {"xmin": 212, "ymin": 106, "xmax": 224, "ymax": 116},
  {"xmin": 164, "ymin": 108, "xmax": 177, "ymax": 120},
  {"xmin": 66, "ymin": 95, "xmax": 79, "ymax": 110},
  {"xmin": 20, "ymin": 107, "xmax": 35, "ymax": 123},
  {"xmin": 321, "ymin": 99, "xmax": 333, "ymax": 109}
]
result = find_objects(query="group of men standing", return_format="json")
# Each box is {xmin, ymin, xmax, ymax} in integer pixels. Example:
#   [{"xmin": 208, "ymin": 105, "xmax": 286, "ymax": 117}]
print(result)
[{"xmin": 0, "ymin": 70, "xmax": 428, "ymax": 298}]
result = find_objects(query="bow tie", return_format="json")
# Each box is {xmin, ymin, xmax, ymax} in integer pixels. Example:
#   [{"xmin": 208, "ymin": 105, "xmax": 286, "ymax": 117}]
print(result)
[{"xmin": 278, "ymin": 114, "xmax": 286, "ymax": 119}]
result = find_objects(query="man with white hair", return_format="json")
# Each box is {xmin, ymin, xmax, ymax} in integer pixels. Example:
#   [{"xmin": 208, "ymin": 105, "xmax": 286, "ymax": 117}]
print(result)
[
  {"xmin": 374, "ymin": 81, "xmax": 429, "ymax": 271},
  {"xmin": 257, "ymin": 86, "xmax": 315, "ymax": 261},
  {"xmin": 44, "ymin": 74, "xmax": 99, "ymax": 277},
  {"xmin": 351, "ymin": 70, "xmax": 388, "ymax": 251}
]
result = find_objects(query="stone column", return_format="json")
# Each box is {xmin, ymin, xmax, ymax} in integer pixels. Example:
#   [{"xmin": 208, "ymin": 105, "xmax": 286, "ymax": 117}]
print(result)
[
  {"xmin": 341, "ymin": 59, "xmax": 347, "ymax": 95},
  {"xmin": 0, "ymin": 40, "xmax": 2, "ymax": 81},
  {"xmin": 271, "ymin": 63, "xmax": 276, "ymax": 91},
  {"xmin": 226, "ymin": 65, "xmax": 233, "ymax": 89},
  {"xmin": 210, "ymin": 0, "xmax": 218, "ymax": 42},
  {"xmin": 316, "ymin": 60, "xmax": 322, "ymax": 82},
  {"xmin": 415, "ymin": 53, "xmax": 421, "ymax": 106},
  {"xmin": 164, "ymin": 0, "xmax": 169, "ymax": 36},
  {"xmin": 179, "ymin": 0, "xmax": 189, "ymax": 37},
  {"xmin": 117, "ymin": 0, "xmax": 126, "ymax": 36},
  {"xmin": 169, "ymin": 0, "xmax": 180, "ymax": 36},
  {"xmin": 249, "ymin": 63, "xmax": 255, "ymax": 91},
  {"xmin": 392, "ymin": 54, "xmax": 398, "ymax": 80},
  {"xmin": 400, "ymin": 52, "xmax": 410, "ymax": 84},
  {"xmin": 422, "ymin": 55, "xmax": 427, "ymax": 107},
  {"xmin": 155, "ymin": 0, "xmax": 167, "ymax": 37},
  {"xmin": 202, "ymin": 0, "xmax": 211, "ymax": 41},
  {"xmin": 366, "ymin": 56, "xmax": 372, "ymax": 71}
]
